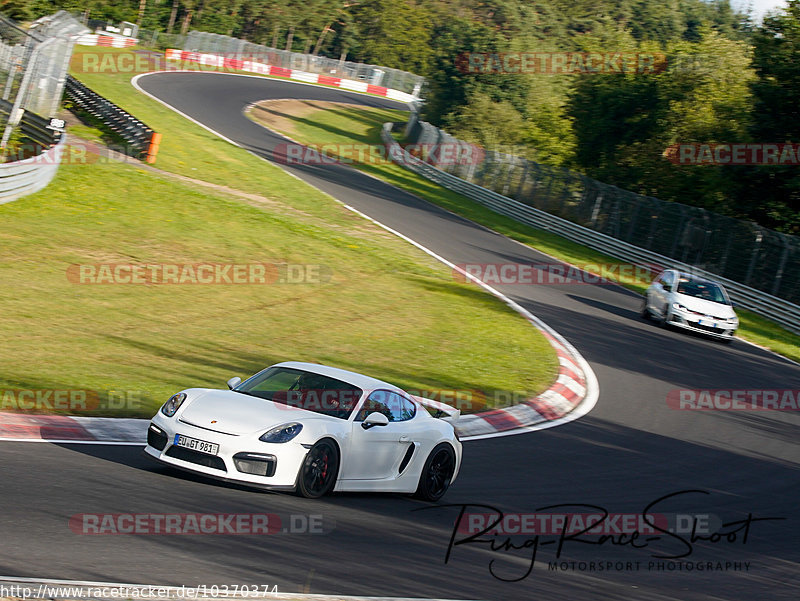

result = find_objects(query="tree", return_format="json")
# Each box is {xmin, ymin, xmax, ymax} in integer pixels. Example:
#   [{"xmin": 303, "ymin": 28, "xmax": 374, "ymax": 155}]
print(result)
[
  {"xmin": 738, "ymin": 0, "xmax": 800, "ymax": 232},
  {"xmin": 570, "ymin": 30, "xmax": 755, "ymax": 215},
  {"xmin": 345, "ymin": 0, "xmax": 433, "ymax": 73}
]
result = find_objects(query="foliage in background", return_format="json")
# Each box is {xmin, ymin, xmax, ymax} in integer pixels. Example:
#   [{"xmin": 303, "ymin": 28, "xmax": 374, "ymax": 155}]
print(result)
[{"xmin": 12, "ymin": 0, "xmax": 800, "ymax": 232}]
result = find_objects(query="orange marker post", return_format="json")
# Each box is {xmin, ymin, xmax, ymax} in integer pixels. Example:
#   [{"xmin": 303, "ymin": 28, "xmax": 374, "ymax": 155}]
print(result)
[{"xmin": 145, "ymin": 132, "xmax": 162, "ymax": 164}]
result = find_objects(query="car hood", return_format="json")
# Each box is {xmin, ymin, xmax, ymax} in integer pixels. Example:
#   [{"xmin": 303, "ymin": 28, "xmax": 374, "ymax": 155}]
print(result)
[
  {"xmin": 178, "ymin": 389, "xmax": 334, "ymax": 435},
  {"xmin": 673, "ymin": 293, "xmax": 736, "ymax": 318}
]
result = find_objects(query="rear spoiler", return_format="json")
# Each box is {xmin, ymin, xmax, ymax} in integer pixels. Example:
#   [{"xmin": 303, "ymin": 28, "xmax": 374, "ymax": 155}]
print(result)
[{"xmin": 411, "ymin": 395, "xmax": 461, "ymax": 423}]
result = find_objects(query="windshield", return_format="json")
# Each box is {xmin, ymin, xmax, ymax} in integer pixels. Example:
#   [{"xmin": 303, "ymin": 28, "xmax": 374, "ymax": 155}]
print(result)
[
  {"xmin": 676, "ymin": 279, "xmax": 730, "ymax": 304},
  {"xmin": 233, "ymin": 366, "xmax": 362, "ymax": 419}
]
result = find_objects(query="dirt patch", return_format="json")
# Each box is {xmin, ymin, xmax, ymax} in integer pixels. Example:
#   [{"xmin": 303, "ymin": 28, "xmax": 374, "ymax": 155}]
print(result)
[{"xmin": 246, "ymin": 99, "xmax": 368, "ymax": 137}]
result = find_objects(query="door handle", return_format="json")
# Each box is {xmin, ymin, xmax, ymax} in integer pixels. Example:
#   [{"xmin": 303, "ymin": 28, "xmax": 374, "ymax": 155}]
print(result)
[{"xmin": 399, "ymin": 435, "xmax": 410, "ymax": 442}]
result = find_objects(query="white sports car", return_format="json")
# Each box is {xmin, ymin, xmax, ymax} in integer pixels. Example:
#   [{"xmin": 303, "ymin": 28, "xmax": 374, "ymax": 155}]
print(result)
[
  {"xmin": 144, "ymin": 361, "xmax": 462, "ymax": 500},
  {"xmin": 641, "ymin": 269, "xmax": 738, "ymax": 342}
]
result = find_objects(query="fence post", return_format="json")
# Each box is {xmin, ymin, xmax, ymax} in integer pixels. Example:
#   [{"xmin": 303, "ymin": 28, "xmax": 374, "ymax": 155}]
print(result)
[
  {"xmin": 589, "ymin": 191, "xmax": 604, "ymax": 228},
  {"xmin": 771, "ymin": 236, "xmax": 791, "ymax": 297},
  {"xmin": 514, "ymin": 162, "xmax": 529, "ymax": 199},
  {"xmin": 744, "ymin": 229, "xmax": 763, "ymax": 286},
  {"xmin": 668, "ymin": 206, "xmax": 689, "ymax": 258}
]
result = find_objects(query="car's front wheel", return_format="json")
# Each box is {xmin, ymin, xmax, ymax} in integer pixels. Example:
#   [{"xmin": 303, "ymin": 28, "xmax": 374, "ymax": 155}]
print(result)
[
  {"xmin": 640, "ymin": 297, "xmax": 650, "ymax": 319},
  {"xmin": 659, "ymin": 305, "xmax": 672, "ymax": 328},
  {"xmin": 415, "ymin": 443, "xmax": 456, "ymax": 502},
  {"xmin": 297, "ymin": 439, "xmax": 339, "ymax": 498}
]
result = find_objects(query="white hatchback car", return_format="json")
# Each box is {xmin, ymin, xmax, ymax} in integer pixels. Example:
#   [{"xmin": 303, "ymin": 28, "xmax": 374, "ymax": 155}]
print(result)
[{"xmin": 641, "ymin": 270, "xmax": 738, "ymax": 342}]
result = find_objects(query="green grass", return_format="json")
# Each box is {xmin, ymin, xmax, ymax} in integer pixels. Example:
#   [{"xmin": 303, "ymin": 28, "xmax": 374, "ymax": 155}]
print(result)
[
  {"xmin": 69, "ymin": 48, "xmax": 397, "ymax": 214},
  {"xmin": 248, "ymin": 101, "xmax": 800, "ymax": 364},
  {"xmin": 0, "ymin": 49, "xmax": 562, "ymax": 418}
]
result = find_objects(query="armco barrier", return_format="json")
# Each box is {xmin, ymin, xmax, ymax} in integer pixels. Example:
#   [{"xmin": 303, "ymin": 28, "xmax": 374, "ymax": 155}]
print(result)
[
  {"xmin": 0, "ymin": 96, "xmax": 64, "ymax": 204},
  {"xmin": 381, "ymin": 123, "xmax": 800, "ymax": 335},
  {"xmin": 0, "ymin": 134, "xmax": 66, "ymax": 204},
  {"xmin": 65, "ymin": 75, "xmax": 160, "ymax": 163},
  {"xmin": 0, "ymin": 98, "xmax": 61, "ymax": 149},
  {"xmin": 164, "ymin": 49, "xmax": 418, "ymax": 103}
]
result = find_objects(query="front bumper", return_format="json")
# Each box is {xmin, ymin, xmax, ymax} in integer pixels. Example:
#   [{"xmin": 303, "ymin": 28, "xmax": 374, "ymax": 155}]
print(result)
[
  {"xmin": 669, "ymin": 311, "xmax": 737, "ymax": 339},
  {"xmin": 144, "ymin": 415, "xmax": 307, "ymax": 490}
]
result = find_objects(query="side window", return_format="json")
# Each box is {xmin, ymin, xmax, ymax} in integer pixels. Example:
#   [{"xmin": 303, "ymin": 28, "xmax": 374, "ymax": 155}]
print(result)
[
  {"xmin": 355, "ymin": 390, "xmax": 416, "ymax": 422},
  {"xmin": 661, "ymin": 272, "xmax": 674, "ymax": 290},
  {"xmin": 394, "ymin": 394, "xmax": 417, "ymax": 422},
  {"xmin": 355, "ymin": 390, "xmax": 393, "ymax": 422}
]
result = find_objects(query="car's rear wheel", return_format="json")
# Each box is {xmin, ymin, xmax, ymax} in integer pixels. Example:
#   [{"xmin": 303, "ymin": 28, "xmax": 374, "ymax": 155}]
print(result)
[
  {"xmin": 415, "ymin": 443, "xmax": 455, "ymax": 502},
  {"xmin": 297, "ymin": 439, "xmax": 338, "ymax": 498}
]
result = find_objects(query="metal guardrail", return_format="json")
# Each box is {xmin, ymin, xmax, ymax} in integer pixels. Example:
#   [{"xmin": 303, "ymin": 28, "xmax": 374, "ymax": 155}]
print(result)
[
  {"xmin": 0, "ymin": 96, "xmax": 64, "ymax": 203},
  {"xmin": 65, "ymin": 75, "xmax": 160, "ymax": 163},
  {"xmin": 406, "ymin": 116, "xmax": 800, "ymax": 306},
  {"xmin": 381, "ymin": 123, "xmax": 800, "ymax": 335}
]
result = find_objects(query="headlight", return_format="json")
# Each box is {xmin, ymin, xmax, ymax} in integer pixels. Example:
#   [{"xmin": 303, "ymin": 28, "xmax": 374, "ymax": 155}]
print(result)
[
  {"xmin": 672, "ymin": 303, "xmax": 687, "ymax": 311},
  {"xmin": 160, "ymin": 392, "xmax": 187, "ymax": 417},
  {"xmin": 259, "ymin": 422, "xmax": 303, "ymax": 443}
]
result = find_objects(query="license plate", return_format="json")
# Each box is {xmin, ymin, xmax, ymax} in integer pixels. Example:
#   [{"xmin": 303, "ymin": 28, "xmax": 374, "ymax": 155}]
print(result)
[
  {"xmin": 698, "ymin": 319, "xmax": 717, "ymax": 328},
  {"xmin": 173, "ymin": 434, "xmax": 219, "ymax": 455}
]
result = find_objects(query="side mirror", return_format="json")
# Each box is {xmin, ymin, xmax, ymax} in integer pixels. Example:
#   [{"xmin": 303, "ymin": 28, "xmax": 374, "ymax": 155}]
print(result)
[
  {"xmin": 227, "ymin": 377, "xmax": 242, "ymax": 390},
  {"xmin": 361, "ymin": 412, "xmax": 389, "ymax": 430}
]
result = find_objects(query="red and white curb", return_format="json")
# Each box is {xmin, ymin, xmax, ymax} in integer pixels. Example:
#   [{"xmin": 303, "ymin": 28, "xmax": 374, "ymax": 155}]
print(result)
[
  {"xmin": 0, "ymin": 413, "xmax": 146, "ymax": 444},
  {"xmin": 163, "ymin": 49, "xmax": 418, "ymax": 103},
  {"xmin": 77, "ymin": 34, "xmax": 138, "ymax": 48},
  {"xmin": 454, "ymin": 330, "xmax": 588, "ymax": 439},
  {"xmin": 333, "ymin": 206, "xmax": 598, "ymax": 442}
]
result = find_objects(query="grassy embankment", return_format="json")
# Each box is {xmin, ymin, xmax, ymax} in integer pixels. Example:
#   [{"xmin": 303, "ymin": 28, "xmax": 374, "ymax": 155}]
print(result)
[{"xmin": 0, "ymin": 47, "xmax": 559, "ymax": 417}]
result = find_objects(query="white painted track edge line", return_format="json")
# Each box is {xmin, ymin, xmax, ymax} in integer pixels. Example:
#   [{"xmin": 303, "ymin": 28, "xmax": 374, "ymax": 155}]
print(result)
[{"xmin": 338, "ymin": 204, "xmax": 599, "ymax": 441}]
